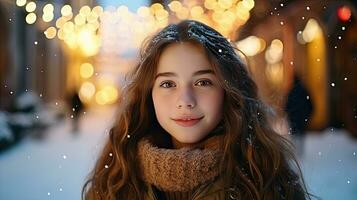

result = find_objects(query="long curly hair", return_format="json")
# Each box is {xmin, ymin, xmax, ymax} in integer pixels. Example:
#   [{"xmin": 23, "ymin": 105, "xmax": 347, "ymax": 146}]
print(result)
[{"xmin": 82, "ymin": 20, "xmax": 311, "ymax": 200}]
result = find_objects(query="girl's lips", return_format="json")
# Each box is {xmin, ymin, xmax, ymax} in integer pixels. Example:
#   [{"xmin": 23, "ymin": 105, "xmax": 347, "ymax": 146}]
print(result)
[{"xmin": 173, "ymin": 116, "xmax": 203, "ymax": 127}]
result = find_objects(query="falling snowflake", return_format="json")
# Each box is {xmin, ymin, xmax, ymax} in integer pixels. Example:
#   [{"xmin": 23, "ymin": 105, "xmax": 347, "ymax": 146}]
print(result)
[
  {"xmin": 331, "ymin": 82, "xmax": 335, "ymax": 87},
  {"xmin": 218, "ymin": 49, "xmax": 222, "ymax": 53},
  {"xmin": 316, "ymin": 58, "xmax": 320, "ymax": 62},
  {"xmin": 10, "ymin": 91, "xmax": 13, "ymax": 95},
  {"xmin": 109, "ymin": 153, "xmax": 113, "ymax": 157},
  {"xmin": 280, "ymin": 21, "xmax": 284, "ymax": 25},
  {"xmin": 34, "ymin": 41, "xmax": 38, "ymax": 45},
  {"xmin": 47, "ymin": 192, "xmax": 51, "ymax": 196},
  {"xmin": 306, "ymin": 6, "xmax": 310, "ymax": 11},
  {"xmin": 318, "ymin": 151, "xmax": 322, "ymax": 156},
  {"xmin": 306, "ymin": 95, "xmax": 310, "ymax": 100},
  {"xmin": 105, "ymin": 165, "xmax": 109, "ymax": 168},
  {"xmin": 63, "ymin": 155, "xmax": 67, "ymax": 159},
  {"xmin": 59, "ymin": 188, "xmax": 63, "ymax": 192},
  {"xmin": 290, "ymin": 61, "xmax": 294, "ymax": 65},
  {"xmin": 338, "ymin": 36, "xmax": 342, "ymax": 40},
  {"xmin": 344, "ymin": 77, "xmax": 347, "ymax": 80},
  {"xmin": 347, "ymin": 180, "xmax": 351, "ymax": 184},
  {"xmin": 302, "ymin": 16, "xmax": 305, "ymax": 20},
  {"xmin": 342, "ymin": 26, "xmax": 346, "ymax": 31},
  {"xmin": 127, "ymin": 134, "xmax": 131, "ymax": 138},
  {"xmin": 280, "ymin": 3, "xmax": 284, "ymax": 7}
]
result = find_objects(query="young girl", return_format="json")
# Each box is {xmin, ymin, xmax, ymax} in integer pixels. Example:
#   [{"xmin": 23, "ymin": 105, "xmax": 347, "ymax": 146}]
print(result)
[{"xmin": 83, "ymin": 20, "xmax": 311, "ymax": 200}]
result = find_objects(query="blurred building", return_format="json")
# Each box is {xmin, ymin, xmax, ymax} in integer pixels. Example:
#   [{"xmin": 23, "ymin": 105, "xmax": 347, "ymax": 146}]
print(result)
[{"xmin": 235, "ymin": 0, "xmax": 357, "ymax": 136}]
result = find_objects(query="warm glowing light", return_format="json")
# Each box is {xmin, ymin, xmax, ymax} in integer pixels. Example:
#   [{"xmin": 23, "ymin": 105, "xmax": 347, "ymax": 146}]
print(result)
[
  {"xmin": 78, "ymin": 28, "xmax": 100, "ymax": 56},
  {"xmin": 79, "ymin": 5, "xmax": 91, "ymax": 16},
  {"xmin": 151, "ymin": 3, "xmax": 164, "ymax": 13},
  {"xmin": 302, "ymin": 18, "xmax": 320, "ymax": 43},
  {"xmin": 265, "ymin": 63, "xmax": 284, "ymax": 86},
  {"xmin": 57, "ymin": 28, "xmax": 65, "ymax": 40},
  {"xmin": 95, "ymin": 85, "xmax": 119, "ymax": 105},
  {"xmin": 42, "ymin": 12, "xmax": 54, "ymax": 22},
  {"xmin": 61, "ymin": 5, "xmax": 72, "ymax": 16},
  {"xmin": 218, "ymin": 0, "xmax": 233, "ymax": 9},
  {"xmin": 204, "ymin": 0, "xmax": 217, "ymax": 10},
  {"xmin": 191, "ymin": 6, "xmax": 204, "ymax": 18},
  {"xmin": 92, "ymin": 6, "xmax": 104, "ymax": 16},
  {"xmin": 137, "ymin": 6, "xmax": 150, "ymax": 18},
  {"xmin": 176, "ymin": 7, "xmax": 189, "ymax": 19},
  {"xmin": 43, "ymin": 4, "xmax": 54, "ymax": 13},
  {"xmin": 95, "ymin": 91, "xmax": 108, "ymax": 105},
  {"xmin": 103, "ymin": 85, "xmax": 119, "ymax": 104},
  {"xmin": 242, "ymin": 0, "xmax": 255, "ymax": 10},
  {"xmin": 236, "ymin": 3, "xmax": 250, "ymax": 21},
  {"xmin": 79, "ymin": 82, "xmax": 96, "ymax": 101},
  {"xmin": 236, "ymin": 36, "xmax": 266, "ymax": 56},
  {"xmin": 63, "ymin": 21, "xmax": 74, "ymax": 33},
  {"xmin": 56, "ymin": 17, "xmax": 67, "ymax": 28},
  {"xmin": 25, "ymin": 1, "xmax": 36, "ymax": 12},
  {"xmin": 80, "ymin": 63, "xmax": 94, "ymax": 78},
  {"xmin": 265, "ymin": 39, "xmax": 283, "ymax": 64},
  {"xmin": 168, "ymin": 1, "xmax": 182, "ymax": 12},
  {"xmin": 44, "ymin": 27, "xmax": 57, "ymax": 39},
  {"xmin": 87, "ymin": 13, "xmax": 98, "ymax": 23},
  {"xmin": 155, "ymin": 9, "xmax": 169, "ymax": 21},
  {"xmin": 74, "ymin": 14, "xmax": 86, "ymax": 25},
  {"xmin": 337, "ymin": 6, "xmax": 351, "ymax": 22},
  {"xmin": 16, "ymin": 0, "xmax": 26, "ymax": 7},
  {"xmin": 25, "ymin": 12, "xmax": 36, "ymax": 24}
]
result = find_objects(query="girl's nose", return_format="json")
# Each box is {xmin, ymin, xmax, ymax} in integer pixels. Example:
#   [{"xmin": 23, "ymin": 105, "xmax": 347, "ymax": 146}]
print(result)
[{"xmin": 176, "ymin": 87, "xmax": 196, "ymax": 109}]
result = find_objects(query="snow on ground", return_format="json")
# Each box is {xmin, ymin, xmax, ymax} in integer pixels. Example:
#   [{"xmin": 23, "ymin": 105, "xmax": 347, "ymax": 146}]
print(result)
[{"xmin": 0, "ymin": 107, "xmax": 356, "ymax": 200}]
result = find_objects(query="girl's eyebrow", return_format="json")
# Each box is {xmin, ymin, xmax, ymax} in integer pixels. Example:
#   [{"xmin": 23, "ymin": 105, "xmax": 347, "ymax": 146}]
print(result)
[{"xmin": 155, "ymin": 69, "xmax": 214, "ymax": 80}]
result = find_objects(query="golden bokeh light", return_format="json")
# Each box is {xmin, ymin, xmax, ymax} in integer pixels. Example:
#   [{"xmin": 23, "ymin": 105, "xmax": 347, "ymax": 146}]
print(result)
[
  {"xmin": 44, "ymin": 26, "xmax": 57, "ymax": 39},
  {"xmin": 218, "ymin": 0, "xmax": 233, "ymax": 10},
  {"xmin": 61, "ymin": 5, "xmax": 73, "ymax": 16},
  {"xmin": 25, "ymin": 12, "xmax": 36, "ymax": 24},
  {"xmin": 16, "ymin": 0, "xmax": 27, "ymax": 7},
  {"xmin": 80, "ymin": 63, "xmax": 94, "ymax": 78},
  {"xmin": 42, "ymin": 12, "xmax": 54, "ymax": 22},
  {"xmin": 25, "ymin": 1, "xmax": 36, "ymax": 13},
  {"xmin": 191, "ymin": 6, "xmax": 204, "ymax": 18},
  {"xmin": 168, "ymin": 1, "xmax": 182, "ymax": 12},
  {"xmin": 43, "ymin": 4, "xmax": 54, "ymax": 13},
  {"xmin": 137, "ymin": 6, "xmax": 150, "ymax": 18},
  {"xmin": 79, "ymin": 5, "xmax": 91, "ymax": 16},
  {"xmin": 79, "ymin": 81, "xmax": 96, "ymax": 102}
]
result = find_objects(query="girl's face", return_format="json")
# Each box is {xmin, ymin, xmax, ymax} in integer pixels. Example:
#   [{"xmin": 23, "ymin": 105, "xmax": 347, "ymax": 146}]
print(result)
[{"xmin": 152, "ymin": 42, "xmax": 224, "ymax": 148}]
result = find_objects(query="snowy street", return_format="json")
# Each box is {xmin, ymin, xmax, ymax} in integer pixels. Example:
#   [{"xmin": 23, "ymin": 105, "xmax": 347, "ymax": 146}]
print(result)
[{"xmin": 0, "ymin": 107, "xmax": 356, "ymax": 200}]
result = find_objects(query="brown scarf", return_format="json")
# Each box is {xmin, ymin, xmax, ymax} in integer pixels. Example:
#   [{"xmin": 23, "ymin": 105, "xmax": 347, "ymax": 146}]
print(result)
[{"xmin": 137, "ymin": 134, "xmax": 224, "ymax": 192}]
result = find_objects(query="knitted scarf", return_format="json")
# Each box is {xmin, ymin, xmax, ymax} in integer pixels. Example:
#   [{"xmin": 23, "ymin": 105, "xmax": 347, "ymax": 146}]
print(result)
[{"xmin": 137, "ymin": 134, "xmax": 224, "ymax": 192}]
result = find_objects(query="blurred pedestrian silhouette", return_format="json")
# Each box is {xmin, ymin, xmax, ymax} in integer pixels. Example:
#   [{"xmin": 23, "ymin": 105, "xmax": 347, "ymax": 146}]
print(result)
[
  {"xmin": 285, "ymin": 75, "xmax": 313, "ymax": 155},
  {"xmin": 68, "ymin": 91, "xmax": 84, "ymax": 134}
]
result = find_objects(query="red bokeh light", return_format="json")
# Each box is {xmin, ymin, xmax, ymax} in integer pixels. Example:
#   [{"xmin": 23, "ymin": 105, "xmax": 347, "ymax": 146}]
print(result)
[{"xmin": 337, "ymin": 6, "xmax": 351, "ymax": 22}]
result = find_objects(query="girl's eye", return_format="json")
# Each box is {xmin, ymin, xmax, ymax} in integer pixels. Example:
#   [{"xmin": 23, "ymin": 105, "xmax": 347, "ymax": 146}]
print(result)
[
  {"xmin": 159, "ymin": 81, "xmax": 176, "ymax": 88},
  {"xmin": 196, "ymin": 80, "xmax": 212, "ymax": 86}
]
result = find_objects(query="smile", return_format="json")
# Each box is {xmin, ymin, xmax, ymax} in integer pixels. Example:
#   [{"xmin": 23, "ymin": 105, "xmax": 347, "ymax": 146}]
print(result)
[{"xmin": 172, "ymin": 116, "xmax": 204, "ymax": 127}]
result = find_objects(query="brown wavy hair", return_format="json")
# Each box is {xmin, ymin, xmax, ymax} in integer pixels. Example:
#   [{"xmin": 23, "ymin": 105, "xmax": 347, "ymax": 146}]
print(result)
[{"xmin": 82, "ymin": 20, "xmax": 312, "ymax": 200}]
